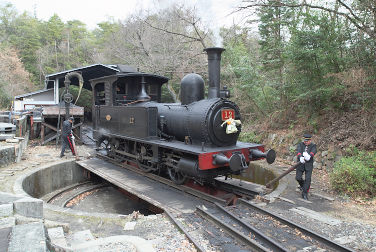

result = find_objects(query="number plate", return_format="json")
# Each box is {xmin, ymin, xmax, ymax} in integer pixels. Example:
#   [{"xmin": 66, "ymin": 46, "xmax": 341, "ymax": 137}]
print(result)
[{"xmin": 221, "ymin": 109, "xmax": 235, "ymax": 121}]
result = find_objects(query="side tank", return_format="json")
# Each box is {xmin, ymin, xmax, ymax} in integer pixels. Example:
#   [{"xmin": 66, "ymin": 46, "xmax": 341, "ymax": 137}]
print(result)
[{"xmin": 141, "ymin": 98, "xmax": 241, "ymax": 146}]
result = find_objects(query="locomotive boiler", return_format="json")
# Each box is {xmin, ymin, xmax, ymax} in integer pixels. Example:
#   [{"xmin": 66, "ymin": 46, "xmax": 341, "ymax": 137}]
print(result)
[{"xmin": 91, "ymin": 47, "xmax": 275, "ymax": 184}]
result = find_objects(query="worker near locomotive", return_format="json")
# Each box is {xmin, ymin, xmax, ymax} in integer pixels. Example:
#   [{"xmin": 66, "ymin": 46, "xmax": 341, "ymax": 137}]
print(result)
[
  {"xmin": 296, "ymin": 133, "xmax": 317, "ymax": 200},
  {"xmin": 91, "ymin": 47, "xmax": 277, "ymax": 185},
  {"xmin": 60, "ymin": 117, "xmax": 78, "ymax": 160}
]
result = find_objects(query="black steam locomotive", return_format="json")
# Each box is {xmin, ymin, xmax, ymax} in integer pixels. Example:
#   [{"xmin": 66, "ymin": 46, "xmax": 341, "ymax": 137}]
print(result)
[{"xmin": 91, "ymin": 47, "xmax": 275, "ymax": 184}]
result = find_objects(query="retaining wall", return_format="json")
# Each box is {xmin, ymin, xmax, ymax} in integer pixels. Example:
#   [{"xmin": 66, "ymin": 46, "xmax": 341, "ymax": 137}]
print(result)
[{"xmin": 21, "ymin": 161, "xmax": 87, "ymax": 198}]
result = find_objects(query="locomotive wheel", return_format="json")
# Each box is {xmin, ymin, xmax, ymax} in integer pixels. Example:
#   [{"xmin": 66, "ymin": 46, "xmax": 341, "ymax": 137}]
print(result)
[
  {"xmin": 99, "ymin": 138, "xmax": 112, "ymax": 156},
  {"xmin": 137, "ymin": 160, "xmax": 154, "ymax": 173},
  {"xmin": 167, "ymin": 168, "xmax": 187, "ymax": 185}
]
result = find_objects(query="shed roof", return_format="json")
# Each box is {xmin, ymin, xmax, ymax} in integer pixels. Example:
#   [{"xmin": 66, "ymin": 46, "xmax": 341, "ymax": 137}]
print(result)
[
  {"xmin": 90, "ymin": 72, "xmax": 169, "ymax": 85},
  {"xmin": 14, "ymin": 88, "xmax": 54, "ymax": 99},
  {"xmin": 45, "ymin": 64, "xmax": 123, "ymax": 91}
]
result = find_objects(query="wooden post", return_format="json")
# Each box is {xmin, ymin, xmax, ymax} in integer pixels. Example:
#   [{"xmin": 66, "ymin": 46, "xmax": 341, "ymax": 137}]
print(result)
[
  {"xmin": 30, "ymin": 116, "xmax": 34, "ymax": 139},
  {"xmin": 79, "ymin": 117, "xmax": 83, "ymax": 141},
  {"xmin": 41, "ymin": 124, "xmax": 45, "ymax": 144}
]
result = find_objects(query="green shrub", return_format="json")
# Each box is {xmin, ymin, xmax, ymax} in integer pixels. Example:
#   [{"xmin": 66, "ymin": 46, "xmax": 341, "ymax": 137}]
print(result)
[{"xmin": 330, "ymin": 150, "xmax": 376, "ymax": 198}]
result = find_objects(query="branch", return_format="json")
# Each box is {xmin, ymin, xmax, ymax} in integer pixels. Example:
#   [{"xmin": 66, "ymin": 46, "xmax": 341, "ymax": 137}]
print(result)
[
  {"xmin": 175, "ymin": 11, "xmax": 207, "ymax": 48},
  {"xmin": 238, "ymin": 1, "xmax": 375, "ymax": 38},
  {"xmin": 135, "ymin": 30, "xmax": 150, "ymax": 57},
  {"xmin": 144, "ymin": 20, "xmax": 203, "ymax": 45},
  {"xmin": 337, "ymin": 0, "xmax": 362, "ymax": 23}
]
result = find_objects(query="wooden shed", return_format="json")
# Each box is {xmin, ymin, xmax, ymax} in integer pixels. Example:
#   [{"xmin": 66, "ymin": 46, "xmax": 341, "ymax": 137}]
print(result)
[{"xmin": 14, "ymin": 64, "xmax": 121, "ymax": 144}]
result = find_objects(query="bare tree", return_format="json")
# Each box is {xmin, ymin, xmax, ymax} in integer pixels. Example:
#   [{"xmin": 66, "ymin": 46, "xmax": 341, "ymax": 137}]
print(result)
[
  {"xmin": 144, "ymin": 6, "xmax": 209, "ymax": 49},
  {"xmin": 97, "ymin": 6, "xmax": 210, "ymax": 102},
  {"xmin": 238, "ymin": 0, "xmax": 376, "ymax": 39}
]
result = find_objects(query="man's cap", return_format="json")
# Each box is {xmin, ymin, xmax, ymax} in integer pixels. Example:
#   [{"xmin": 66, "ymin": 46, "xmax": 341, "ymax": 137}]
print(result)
[
  {"xmin": 303, "ymin": 133, "xmax": 312, "ymax": 141},
  {"xmin": 68, "ymin": 117, "xmax": 74, "ymax": 121}
]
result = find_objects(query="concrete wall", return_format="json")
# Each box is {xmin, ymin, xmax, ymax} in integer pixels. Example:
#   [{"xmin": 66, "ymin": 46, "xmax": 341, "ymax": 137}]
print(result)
[{"xmin": 22, "ymin": 161, "xmax": 87, "ymax": 198}]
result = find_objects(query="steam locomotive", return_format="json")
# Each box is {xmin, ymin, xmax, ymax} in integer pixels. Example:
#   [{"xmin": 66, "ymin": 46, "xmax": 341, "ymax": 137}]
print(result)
[{"xmin": 91, "ymin": 47, "xmax": 275, "ymax": 184}]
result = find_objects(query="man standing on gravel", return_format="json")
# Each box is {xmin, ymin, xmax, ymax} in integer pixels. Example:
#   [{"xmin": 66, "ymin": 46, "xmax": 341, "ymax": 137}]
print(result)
[
  {"xmin": 296, "ymin": 133, "xmax": 317, "ymax": 200},
  {"xmin": 60, "ymin": 117, "xmax": 78, "ymax": 160}
]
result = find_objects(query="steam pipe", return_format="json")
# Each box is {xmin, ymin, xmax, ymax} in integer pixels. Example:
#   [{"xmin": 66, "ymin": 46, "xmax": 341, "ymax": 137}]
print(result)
[
  {"xmin": 63, "ymin": 72, "xmax": 83, "ymax": 119},
  {"xmin": 204, "ymin": 47, "xmax": 225, "ymax": 99}
]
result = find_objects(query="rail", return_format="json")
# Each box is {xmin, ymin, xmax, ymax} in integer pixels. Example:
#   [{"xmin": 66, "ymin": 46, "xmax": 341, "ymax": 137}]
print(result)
[
  {"xmin": 238, "ymin": 199, "xmax": 355, "ymax": 252},
  {"xmin": 164, "ymin": 210, "xmax": 205, "ymax": 252},
  {"xmin": 196, "ymin": 206, "xmax": 270, "ymax": 252}
]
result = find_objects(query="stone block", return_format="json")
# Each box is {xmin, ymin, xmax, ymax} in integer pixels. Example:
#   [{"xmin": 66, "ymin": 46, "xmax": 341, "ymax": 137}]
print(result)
[
  {"xmin": 71, "ymin": 230, "xmax": 94, "ymax": 247},
  {"xmin": 0, "ymin": 145, "xmax": 16, "ymax": 167},
  {"xmin": 48, "ymin": 227, "xmax": 67, "ymax": 248},
  {"xmin": 0, "ymin": 134, "xmax": 15, "ymax": 141},
  {"xmin": 14, "ymin": 197, "xmax": 43, "ymax": 219},
  {"xmin": 0, "ymin": 227, "xmax": 12, "ymax": 252},
  {"xmin": 5, "ymin": 138, "xmax": 19, "ymax": 143},
  {"xmin": 0, "ymin": 192, "xmax": 19, "ymax": 204},
  {"xmin": 14, "ymin": 214, "xmax": 43, "ymax": 225},
  {"xmin": 44, "ymin": 219, "xmax": 70, "ymax": 233},
  {"xmin": 0, "ymin": 192, "xmax": 24, "ymax": 204},
  {"xmin": 8, "ymin": 222, "xmax": 47, "ymax": 252},
  {"xmin": 0, "ymin": 204, "xmax": 13, "ymax": 217},
  {"xmin": 0, "ymin": 217, "xmax": 16, "ymax": 229}
]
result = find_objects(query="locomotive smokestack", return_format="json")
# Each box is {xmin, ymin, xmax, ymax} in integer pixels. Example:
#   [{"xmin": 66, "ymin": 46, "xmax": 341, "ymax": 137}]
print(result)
[{"xmin": 204, "ymin": 47, "xmax": 225, "ymax": 99}]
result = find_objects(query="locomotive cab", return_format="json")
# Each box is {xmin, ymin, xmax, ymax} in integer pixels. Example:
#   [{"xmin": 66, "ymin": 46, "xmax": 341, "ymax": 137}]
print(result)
[{"xmin": 91, "ymin": 72, "xmax": 169, "ymax": 141}]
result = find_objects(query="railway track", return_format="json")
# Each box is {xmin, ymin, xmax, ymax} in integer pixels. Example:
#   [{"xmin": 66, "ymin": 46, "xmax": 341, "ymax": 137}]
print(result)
[
  {"xmin": 168, "ymin": 200, "xmax": 355, "ymax": 252},
  {"xmin": 88, "ymin": 154, "xmax": 354, "ymax": 251},
  {"xmin": 95, "ymin": 153, "xmax": 260, "ymax": 205},
  {"xmin": 44, "ymin": 181, "xmax": 109, "ymax": 207},
  {"xmin": 233, "ymin": 199, "xmax": 355, "ymax": 251}
]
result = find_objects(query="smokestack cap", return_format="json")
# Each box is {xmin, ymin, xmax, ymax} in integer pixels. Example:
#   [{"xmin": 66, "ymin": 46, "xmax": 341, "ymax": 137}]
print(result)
[{"xmin": 204, "ymin": 47, "xmax": 226, "ymax": 60}]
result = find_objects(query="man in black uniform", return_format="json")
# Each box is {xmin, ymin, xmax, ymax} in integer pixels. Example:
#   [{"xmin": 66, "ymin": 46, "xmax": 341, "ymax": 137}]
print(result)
[
  {"xmin": 296, "ymin": 133, "xmax": 317, "ymax": 200},
  {"xmin": 60, "ymin": 117, "xmax": 77, "ymax": 159}
]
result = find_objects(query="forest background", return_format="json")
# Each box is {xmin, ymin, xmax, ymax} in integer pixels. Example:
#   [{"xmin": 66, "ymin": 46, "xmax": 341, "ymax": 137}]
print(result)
[{"xmin": 0, "ymin": 0, "xmax": 375, "ymax": 198}]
